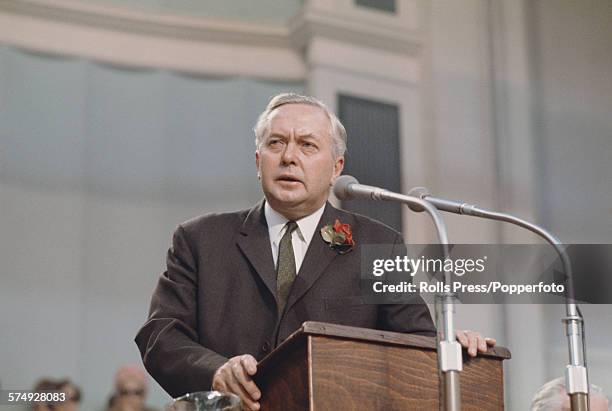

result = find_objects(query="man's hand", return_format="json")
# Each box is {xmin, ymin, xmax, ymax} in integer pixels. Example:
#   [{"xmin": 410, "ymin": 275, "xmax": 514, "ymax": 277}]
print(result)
[
  {"xmin": 455, "ymin": 329, "xmax": 497, "ymax": 357},
  {"xmin": 212, "ymin": 354, "xmax": 261, "ymax": 411}
]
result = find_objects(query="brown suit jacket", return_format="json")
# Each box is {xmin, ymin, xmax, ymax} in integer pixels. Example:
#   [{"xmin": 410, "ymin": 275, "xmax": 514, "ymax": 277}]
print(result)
[{"xmin": 135, "ymin": 200, "xmax": 435, "ymax": 397}]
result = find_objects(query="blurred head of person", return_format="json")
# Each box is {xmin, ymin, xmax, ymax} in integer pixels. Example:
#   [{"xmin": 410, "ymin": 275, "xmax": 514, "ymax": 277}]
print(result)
[
  {"xmin": 31, "ymin": 378, "xmax": 80, "ymax": 411},
  {"xmin": 531, "ymin": 377, "xmax": 609, "ymax": 411},
  {"xmin": 54, "ymin": 379, "xmax": 81, "ymax": 411},
  {"xmin": 32, "ymin": 378, "xmax": 54, "ymax": 411},
  {"xmin": 113, "ymin": 364, "xmax": 148, "ymax": 411}
]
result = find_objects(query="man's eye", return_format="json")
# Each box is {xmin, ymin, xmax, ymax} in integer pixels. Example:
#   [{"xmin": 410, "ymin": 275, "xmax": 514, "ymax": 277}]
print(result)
[
  {"xmin": 302, "ymin": 142, "xmax": 316, "ymax": 149},
  {"xmin": 268, "ymin": 139, "xmax": 282, "ymax": 147}
]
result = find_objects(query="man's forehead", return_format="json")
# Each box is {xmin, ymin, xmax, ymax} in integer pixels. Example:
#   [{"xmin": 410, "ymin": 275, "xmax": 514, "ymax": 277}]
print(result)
[
  {"xmin": 119, "ymin": 378, "xmax": 146, "ymax": 388},
  {"xmin": 268, "ymin": 103, "xmax": 331, "ymax": 135}
]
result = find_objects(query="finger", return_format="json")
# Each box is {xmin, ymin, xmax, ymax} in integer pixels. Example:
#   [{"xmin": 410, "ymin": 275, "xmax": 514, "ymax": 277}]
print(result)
[
  {"xmin": 226, "ymin": 379, "xmax": 258, "ymax": 410},
  {"xmin": 212, "ymin": 369, "xmax": 229, "ymax": 392},
  {"xmin": 241, "ymin": 355, "xmax": 258, "ymax": 376},
  {"xmin": 477, "ymin": 335, "xmax": 488, "ymax": 352},
  {"xmin": 485, "ymin": 337, "xmax": 497, "ymax": 346},
  {"xmin": 212, "ymin": 378, "xmax": 228, "ymax": 393},
  {"xmin": 455, "ymin": 330, "xmax": 468, "ymax": 347},
  {"xmin": 231, "ymin": 361, "xmax": 261, "ymax": 401},
  {"xmin": 242, "ymin": 380, "xmax": 261, "ymax": 403},
  {"xmin": 467, "ymin": 332, "xmax": 478, "ymax": 357},
  {"xmin": 226, "ymin": 377, "xmax": 260, "ymax": 411}
]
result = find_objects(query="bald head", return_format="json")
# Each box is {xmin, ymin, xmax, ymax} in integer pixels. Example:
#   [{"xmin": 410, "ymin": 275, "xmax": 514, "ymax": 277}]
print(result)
[{"xmin": 531, "ymin": 378, "xmax": 609, "ymax": 411}]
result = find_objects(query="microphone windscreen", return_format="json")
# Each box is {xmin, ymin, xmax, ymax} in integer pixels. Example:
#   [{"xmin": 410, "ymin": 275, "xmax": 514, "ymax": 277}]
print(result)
[{"xmin": 333, "ymin": 175, "xmax": 359, "ymax": 200}]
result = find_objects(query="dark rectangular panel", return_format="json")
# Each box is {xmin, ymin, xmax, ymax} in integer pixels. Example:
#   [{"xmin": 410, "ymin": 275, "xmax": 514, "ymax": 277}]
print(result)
[
  {"xmin": 338, "ymin": 94, "xmax": 402, "ymax": 232},
  {"xmin": 355, "ymin": 0, "xmax": 396, "ymax": 13}
]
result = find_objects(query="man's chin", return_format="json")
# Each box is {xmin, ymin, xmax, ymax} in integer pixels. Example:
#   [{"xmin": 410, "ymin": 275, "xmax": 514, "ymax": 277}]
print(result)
[
  {"xmin": 265, "ymin": 190, "xmax": 309, "ymax": 211},
  {"xmin": 269, "ymin": 193, "xmax": 304, "ymax": 207},
  {"xmin": 268, "ymin": 184, "xmax": 305, "ymax": 200}
]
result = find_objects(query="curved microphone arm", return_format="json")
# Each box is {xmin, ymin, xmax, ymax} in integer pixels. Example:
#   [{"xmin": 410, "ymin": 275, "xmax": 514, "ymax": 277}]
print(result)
[
  {"xmin": 409, "ymin": 188, "xmax": 590, "ymax": 411},
  {"xmin": 456, "ymin": 206, "xmax": 588, "ymax": 410},
  {"xmin": 464, "ymin": 207, "xmax": 577, "ymax": 309}
]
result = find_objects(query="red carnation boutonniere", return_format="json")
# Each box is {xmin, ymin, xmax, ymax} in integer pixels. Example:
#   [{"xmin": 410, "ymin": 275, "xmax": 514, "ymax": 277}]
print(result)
[{"xmin": 320, "ymin": 219, "xmax": 355, "ymax": 254}]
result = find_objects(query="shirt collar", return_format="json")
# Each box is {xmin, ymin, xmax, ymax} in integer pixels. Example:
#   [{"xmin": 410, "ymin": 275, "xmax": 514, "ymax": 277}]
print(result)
[{"xmin": 264, "ymin": 201, "xmax": 326, "ymax": 245}]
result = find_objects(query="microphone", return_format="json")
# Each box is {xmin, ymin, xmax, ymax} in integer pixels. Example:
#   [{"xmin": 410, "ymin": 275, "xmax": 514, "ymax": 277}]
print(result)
[
  {"xmin": 333, "ymin": 175, "xmax": 390, "ymax": 201},
  {"xmin": 333, "ymin": 176, "xmax": 450, "ymax": 244}
]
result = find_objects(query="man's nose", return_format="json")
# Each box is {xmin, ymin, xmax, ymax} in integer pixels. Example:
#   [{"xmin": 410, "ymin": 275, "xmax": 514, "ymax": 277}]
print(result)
[{"xmin": 281, "ymin": 141, "xmax": 298, "ymax": 164}]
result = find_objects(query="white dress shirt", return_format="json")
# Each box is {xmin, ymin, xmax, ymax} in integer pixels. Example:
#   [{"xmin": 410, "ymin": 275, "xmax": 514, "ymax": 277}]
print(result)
[{"xmin": 264, "ymin": 201, "xmax": 326, "ymax": 274}]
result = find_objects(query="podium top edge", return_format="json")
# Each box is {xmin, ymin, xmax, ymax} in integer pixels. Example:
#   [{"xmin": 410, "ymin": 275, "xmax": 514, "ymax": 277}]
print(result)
[
  {"xmin": 257, "ymin": 322, "xmax": 510, "ymax": 371},
  {"xmin": 299, "ymin": 321, "xmax": 511, "ymax": 359}
]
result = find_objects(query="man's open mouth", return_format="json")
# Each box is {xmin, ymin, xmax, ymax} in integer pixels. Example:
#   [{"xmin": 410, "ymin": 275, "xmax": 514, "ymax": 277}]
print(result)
[{"xmin": 277, "ymin": 175, "xmax": 302, "ymax": 183}]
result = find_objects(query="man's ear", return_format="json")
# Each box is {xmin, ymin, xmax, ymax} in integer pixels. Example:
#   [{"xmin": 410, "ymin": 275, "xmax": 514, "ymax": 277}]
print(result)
[
  {"xmin": 255, "ymin": 151, "xmax": 261, "ymax": 179},
  {"xmin": 331, "ymin": 155, "xmax": 345, "ymax": 185}
]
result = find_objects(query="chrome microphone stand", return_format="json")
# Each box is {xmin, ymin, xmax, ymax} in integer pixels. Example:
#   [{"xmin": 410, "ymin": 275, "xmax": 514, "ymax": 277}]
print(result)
[{"xmin": 408, "ymin": 189, "xmax": 590, "ymax": 411}]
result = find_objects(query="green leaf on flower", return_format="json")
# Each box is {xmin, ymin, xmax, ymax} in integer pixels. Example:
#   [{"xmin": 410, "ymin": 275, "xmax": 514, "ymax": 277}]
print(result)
[{"xmin": 320, "ymin": 225, "xmax": 334, "ymax": 242}]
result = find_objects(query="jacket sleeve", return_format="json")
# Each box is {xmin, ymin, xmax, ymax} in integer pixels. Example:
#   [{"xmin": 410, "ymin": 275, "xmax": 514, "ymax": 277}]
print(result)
[
  {"xmin": 377, "ymin": 233, "xmax": 437, "ymax": 337},
  {"xmin": 135, "ymin": 224, "xmax": 228, "ymax": 398}
]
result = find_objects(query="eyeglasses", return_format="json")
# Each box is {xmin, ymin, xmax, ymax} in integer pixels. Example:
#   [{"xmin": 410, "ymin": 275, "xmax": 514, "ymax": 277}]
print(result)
[{"xmin": 118, "ymin": 389, "xmax": 145, "ymax": 397}]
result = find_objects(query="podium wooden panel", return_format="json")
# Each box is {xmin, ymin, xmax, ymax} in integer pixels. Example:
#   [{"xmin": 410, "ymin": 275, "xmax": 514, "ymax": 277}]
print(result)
[{"xmin": 255, "ymin": 322, "xmax": 510, "ymax": 411}]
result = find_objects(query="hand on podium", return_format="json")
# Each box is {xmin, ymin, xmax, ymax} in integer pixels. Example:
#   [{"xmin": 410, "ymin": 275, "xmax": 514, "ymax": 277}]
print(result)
[
  {"xmin": 212, "ymin": 354, "xmax": 261, "ymax": 411},
  {"xmin": 456, "ymin": 329, "xmax": 497, "ymax": 357}
]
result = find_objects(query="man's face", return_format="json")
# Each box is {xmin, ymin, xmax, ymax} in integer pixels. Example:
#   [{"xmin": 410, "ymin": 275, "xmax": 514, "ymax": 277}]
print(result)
[
  {"xmin": 256, "ymin": 103, "xmax": 344, "ymax": 220},
  {"xmin": 115, "ymin": 378, "xmax": 146, "ymax": 410}
]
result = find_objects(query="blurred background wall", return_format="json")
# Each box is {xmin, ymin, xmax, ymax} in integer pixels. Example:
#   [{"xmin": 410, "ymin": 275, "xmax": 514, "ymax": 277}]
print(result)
[{"xmin": 0, "ymin": 0, "xmax": 610, "ymax": 410}]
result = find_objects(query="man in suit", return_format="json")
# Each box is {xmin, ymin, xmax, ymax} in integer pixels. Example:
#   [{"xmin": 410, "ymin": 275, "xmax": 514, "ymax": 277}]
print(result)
[{"xmin": 136, "ymin": 93, "xmax": 495, "ymax": 411}]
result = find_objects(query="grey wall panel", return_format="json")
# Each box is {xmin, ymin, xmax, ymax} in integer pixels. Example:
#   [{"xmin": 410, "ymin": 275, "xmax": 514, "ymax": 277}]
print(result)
[
  {"xmin": 163, "ymin": 76, "xmax": 259, "ymax": 205},
  {"xmin": 529, "ymin": 0, "xmax": 612, "ymax": 394},
  {"xmin": 86, "ymin": 66, "xmax": 166, "ymax": 198},
  {"xmin": 2, "ymin": 48, "xmax": 87, "ymax": 188},
  {"xmin": 531, "ymin": 0, "xmax": 612, "ymax": 244}
]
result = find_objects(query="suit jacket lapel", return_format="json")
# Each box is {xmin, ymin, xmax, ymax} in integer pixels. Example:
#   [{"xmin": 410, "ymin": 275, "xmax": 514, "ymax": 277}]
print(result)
[
  {"xmin": 285, "ymin": 202, "xmax": 346, "ymax": 312},
  {"xmin": 236, "ymin": 200, "xmax": 278, "ymax": 304}
]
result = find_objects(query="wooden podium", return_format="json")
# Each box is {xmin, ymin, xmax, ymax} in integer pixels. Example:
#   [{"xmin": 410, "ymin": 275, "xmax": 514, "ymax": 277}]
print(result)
[{"xmin": 255, "ymin": 322, "xmax": 510, "ymax": 410}]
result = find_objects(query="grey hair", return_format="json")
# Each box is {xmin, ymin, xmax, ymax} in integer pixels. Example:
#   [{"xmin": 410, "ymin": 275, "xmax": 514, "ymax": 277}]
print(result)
[
  {"xmin": 253, "ymin": 93, "xmax": 347, "ymax": 158},
  {"xmin": 531, "ymin": 377, "xmax": 608, "ymax": 411}
]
